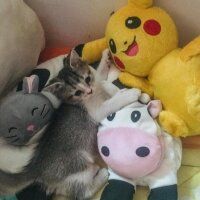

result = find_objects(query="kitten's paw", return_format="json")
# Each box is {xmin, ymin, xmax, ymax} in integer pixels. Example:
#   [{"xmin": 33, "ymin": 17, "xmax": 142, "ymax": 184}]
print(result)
[
  {"xmin": 102, "ymin": 48, "xmax": 112, "ymax": 67},
  {"xmin": 94, "ymin": 168, "xmax": 109, "ymax": 184},
  {"xmin": 119, "ymin": 88, "xmax": 141, "ymax": 101}
]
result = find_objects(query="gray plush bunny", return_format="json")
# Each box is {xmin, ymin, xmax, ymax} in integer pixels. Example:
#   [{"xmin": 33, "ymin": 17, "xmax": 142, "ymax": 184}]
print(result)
[
  {"xmin": 0, "ymin": 75, "xmax": 55, "ymax": 146},
  {"xmin": 0, "ymin": 74, "xmax": 58, "ymax": 177}
]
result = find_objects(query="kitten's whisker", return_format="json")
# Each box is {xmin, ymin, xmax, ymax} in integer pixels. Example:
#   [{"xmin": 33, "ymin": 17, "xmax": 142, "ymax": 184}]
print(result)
[{"xmin": 40, "ymin": 104, "xmax": 46, "ymax": 116}]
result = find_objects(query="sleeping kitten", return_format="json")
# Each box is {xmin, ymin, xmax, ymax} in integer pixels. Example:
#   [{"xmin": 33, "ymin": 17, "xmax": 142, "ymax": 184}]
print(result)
[{"xmin": 0, "ymin": 49, "xmax": 141, "ymax": 200}]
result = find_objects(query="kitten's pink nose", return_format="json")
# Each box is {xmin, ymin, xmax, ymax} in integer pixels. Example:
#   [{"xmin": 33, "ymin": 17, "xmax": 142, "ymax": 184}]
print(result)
[
  {"xmin": 26, "ymin": 124, "xmax": 35, "ymax": 133},
  {"xmin": 87, "ymin": 88, "xmax": 93, "ymax": 94}
]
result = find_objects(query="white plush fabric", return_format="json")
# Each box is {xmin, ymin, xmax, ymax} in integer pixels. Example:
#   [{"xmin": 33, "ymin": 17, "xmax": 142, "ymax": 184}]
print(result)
[{"xmin": 0, "ymin": 0, "xmax": 45, "ymax": 97}]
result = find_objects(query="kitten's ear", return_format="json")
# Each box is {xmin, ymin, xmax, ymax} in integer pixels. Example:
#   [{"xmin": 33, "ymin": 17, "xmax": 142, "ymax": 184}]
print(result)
[
  {"xmin": 69, "ymin": 49, "xmax": 82, "ymax": 68},
  {"xmin": 43, "ymin": 78, "xmax": 65, "ymax": 96}
]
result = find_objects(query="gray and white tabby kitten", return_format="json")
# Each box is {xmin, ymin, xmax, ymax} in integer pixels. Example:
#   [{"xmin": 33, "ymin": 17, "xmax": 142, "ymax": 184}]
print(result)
[
  {"xmin": 45, "ymin": 49, "xmax": 141, "ymax": 122},
  {"xmin": 0, "ymin": 49, "xmax": 140, "ymax": 200}
]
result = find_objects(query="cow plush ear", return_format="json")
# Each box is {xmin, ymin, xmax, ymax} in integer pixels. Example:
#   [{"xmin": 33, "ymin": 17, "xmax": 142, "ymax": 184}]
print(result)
[{"xmin": 147, "ymin": 100, "xmax": 162, "ymax": 118}]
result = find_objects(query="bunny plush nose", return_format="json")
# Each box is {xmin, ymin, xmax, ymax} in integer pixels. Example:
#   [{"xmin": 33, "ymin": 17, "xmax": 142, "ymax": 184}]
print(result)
[{"xmin": 26, "ymin": 124, "xmax": 35, "ymax": 133}]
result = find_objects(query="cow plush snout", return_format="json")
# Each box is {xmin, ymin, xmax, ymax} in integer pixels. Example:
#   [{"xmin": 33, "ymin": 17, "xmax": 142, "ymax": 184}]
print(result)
[{"xmin": 98, "ymin": 127, "xmax": 164, "ymax": 179}]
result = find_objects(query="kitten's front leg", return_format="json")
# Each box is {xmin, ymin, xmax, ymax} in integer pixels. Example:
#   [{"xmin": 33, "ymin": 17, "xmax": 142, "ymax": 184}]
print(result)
[
  {"xmin": 96, "ymin": 49, "xmax": 111, "ymax": 81},
  {"xmin": 101, "ymin": 81, "xmax": 119, "ymax": 96},
  {"xmin": 96, "ymin": 88, "xmax": 141, "ymax": 122}
]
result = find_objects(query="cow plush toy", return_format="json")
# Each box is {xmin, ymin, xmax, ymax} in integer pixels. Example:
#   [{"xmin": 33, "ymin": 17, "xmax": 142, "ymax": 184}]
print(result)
[{"xmin": 97, "ymin": 100, "xmax": 182, "ymax": 200}]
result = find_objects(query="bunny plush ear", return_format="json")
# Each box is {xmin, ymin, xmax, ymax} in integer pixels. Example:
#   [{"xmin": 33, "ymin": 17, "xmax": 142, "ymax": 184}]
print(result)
[
  {"xmin": 23, "ymin": 75, "xmax": 39, "ymax": 94},
  {"xmin": 128, "ymin": 0, "xmax": 153, "ymax": 8}
]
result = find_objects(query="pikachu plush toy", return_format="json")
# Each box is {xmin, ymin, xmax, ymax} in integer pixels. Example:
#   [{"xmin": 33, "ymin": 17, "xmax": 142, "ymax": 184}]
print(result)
[{"xmin": 75, "ymin": 0, "xmax": 200, "ymax": 138}]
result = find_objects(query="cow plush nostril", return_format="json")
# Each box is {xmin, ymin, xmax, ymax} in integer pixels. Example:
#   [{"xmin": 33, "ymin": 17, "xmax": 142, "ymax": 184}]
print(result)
[
  {"xmin": 136, "ymin": 146, "xmax": 150, "ymax": 157},
  {"xmin": 101, "ymin": 146, "xmax": 110, "ymax": 157}
]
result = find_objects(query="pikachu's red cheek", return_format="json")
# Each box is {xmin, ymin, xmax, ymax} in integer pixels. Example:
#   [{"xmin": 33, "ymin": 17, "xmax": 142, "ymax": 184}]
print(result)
[
  {"xmin": 143, "ymin": 19, "xmax": 161, "ymax": 36},
  {"xmin": 113, "ymin": 56, "xmax": 125, "ymax": 70}
]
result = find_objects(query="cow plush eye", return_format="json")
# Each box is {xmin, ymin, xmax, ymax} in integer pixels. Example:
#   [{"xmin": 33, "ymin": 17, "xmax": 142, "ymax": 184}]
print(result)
[
  {"xmin": 107, "ymin": 113, "xmax": 116, "ymax": 121},
  {"xmin": 131, "ymin": 110, "xmax": 141, "ymax": 122}
]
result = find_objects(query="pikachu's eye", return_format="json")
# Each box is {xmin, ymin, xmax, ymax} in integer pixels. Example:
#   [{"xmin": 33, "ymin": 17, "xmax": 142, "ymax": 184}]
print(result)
[
  {"xmin": 74, "ymin": 90, "xmax": 82, "ymax": 96},
  {"xmin": 125, "ymin": 16, "xmax": 141, "ymax": 29},
  {"xmin": 109, "ymin": 39, "xmax": 116, "ymax": 54}
]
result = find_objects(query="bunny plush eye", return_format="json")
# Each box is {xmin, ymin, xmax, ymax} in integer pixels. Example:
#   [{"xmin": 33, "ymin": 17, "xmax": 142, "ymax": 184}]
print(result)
[
  {"xmin": 32, "ymin": 107, "xmax": 39, "ymax": 116},
  {"xmin": 8, "ymin": 127, "xmax": 17, "ymax": 133}
]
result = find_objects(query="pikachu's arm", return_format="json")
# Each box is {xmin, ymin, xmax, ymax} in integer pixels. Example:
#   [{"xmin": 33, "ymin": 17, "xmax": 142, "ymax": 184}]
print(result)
[
  {"xmin": 180, "ymin": 36, "xmax": 200, "ymax": 62},
  {"xmin": 75, "ymin": 37, "xmax": 107, "ymax": 64},
  {"xmin": 119, "ymin": 72, "xmax": 153, "ymax": 97}
]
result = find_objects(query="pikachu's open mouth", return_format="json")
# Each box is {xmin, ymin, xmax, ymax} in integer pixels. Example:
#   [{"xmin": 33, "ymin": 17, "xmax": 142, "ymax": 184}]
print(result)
[{"xmin": 124, "ymin": 36, "xmax": 139, "ymax": 56}]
